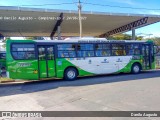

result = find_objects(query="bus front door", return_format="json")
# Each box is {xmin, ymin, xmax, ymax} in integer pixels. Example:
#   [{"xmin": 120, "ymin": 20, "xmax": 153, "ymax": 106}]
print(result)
[
  {"xmin": 38, "ymin": 46, "xmax": 55, "ymax": 78},
  {"xmin": 142, "ymin": 44, "xmax": 151, "ymax": 69}
]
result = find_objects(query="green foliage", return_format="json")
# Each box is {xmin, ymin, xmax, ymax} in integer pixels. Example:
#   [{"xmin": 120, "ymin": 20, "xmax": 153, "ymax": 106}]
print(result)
[
  {"xmin": 108, "ymin": 33, "xmax": 160, "ymax": 45},
  {"xmin": 136, "ymin": 36, "xmax": 143, "ymax": 40},
  {"xmin": 107, "ymin": 33, "xmax": 143, "ymax": 40},
  {"xmin": 150, "ymin": 37, "xmax": 160, "ymax": 46}
]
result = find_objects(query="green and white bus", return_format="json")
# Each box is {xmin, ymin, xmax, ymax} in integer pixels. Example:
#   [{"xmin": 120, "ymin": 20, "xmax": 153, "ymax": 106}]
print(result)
[{"xmin": 6, "ymin": 38, "xmax": 156, "ymax": 80}]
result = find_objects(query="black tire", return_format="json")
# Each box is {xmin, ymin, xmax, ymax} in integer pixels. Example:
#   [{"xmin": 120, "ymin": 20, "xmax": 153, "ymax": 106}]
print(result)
[
  {"xmin": 64, "ymin": 68, "xmax": 78, "ymax": 80},
  {"xmin": 131, "ymin": 63, "xmax": 141, "ymax": 74}
]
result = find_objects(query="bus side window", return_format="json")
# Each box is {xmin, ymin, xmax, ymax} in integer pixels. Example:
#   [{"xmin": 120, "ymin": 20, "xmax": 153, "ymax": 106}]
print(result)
[
  {"xmin": 127, "ymin": 44, "xmax": 141, "ymax": 55},
  {"xmin": 123, "ymin": 50, "xmax": 126, "ymax": 55},
  {"xmin": 88, "ymin": 52, "xmax": 90, "ymax": 57},
  {"xmin": 47, "ymin": 47, "xmax": 54, "ymax": 60},
  {"xmin": 134, "ymin": 44, "xmax": 140, "ymax": 55},
  {"xmin": 57, "ymin": 44, "xmax": 76, "ymax": 58},
  {"xmin": 129, "ymin": 50, "xmax": 134, "ymax": 55},
  {"xmin": 77, "ymin": 44, "xmax": 94, "ymax": 57},
  {"xmin": 102, "ymin": 51, "xmax": 106, "ymax": 56},
  {"xmin": 112, "ymin": 50, "xmax": 118, "ymax": 56},
  {"xmin": 134, "ymin": 49, "xmax": 140, "ymax": 55},
  {"xmin": 96, "ymin": 51, "xmax": 101, "ymax": 57},
  {"xmin": 69, "ymin": 51, "xmax": 76, "ymax": 57},
  {"xmin": 11, "ymin": 44, "xmax": 35, "ymax": 60},
  {"xmin": 25, "ymin": 52, "xmax": 35, "ymax": 59},
  {"xmin": 38, "ymin": 47, "xmax": 45, "ymax": 60},
  {"xmin": 58, "ymin": 51, "xmax": 64, "ymax": 58}
]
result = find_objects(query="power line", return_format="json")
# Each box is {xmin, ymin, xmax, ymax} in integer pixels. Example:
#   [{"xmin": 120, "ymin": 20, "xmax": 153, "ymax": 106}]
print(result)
[
  {"xmin": 20, "ymin": 2, "xmax": 76, "ymax": 7},
  {"xmin": 2, "ymin": 2, "xmax": 160, "ymax": 11},
  {"xmin": 81, "ymin": 0, "xmax": 88, "ymax": 7},
  {"xmin": 82, "ymin": 2, "xmax": 160, "ymax": 11}
]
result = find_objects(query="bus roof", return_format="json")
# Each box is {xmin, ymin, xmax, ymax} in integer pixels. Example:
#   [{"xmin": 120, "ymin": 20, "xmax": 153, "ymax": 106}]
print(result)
[
  {"xmin": 33, "ymin": 39, "xmax": 149, "ymax": 43},
  {"xmin": 7, "ymin": 39, "xmax": 152, "ymax": 43}
]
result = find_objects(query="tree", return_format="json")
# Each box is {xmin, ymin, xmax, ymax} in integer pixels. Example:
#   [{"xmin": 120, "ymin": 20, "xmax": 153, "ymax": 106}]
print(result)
[
  {"xmin": 144, "ymin": 37, "xmax": 160, "ymax": 46},
  {"xmin": 108, "ymin": 34, "xmax": 131, "ymax": 40},
  {"xmin": 136, "ymin": 36, "xmax": 143, "ymax": 40},
  {"xmin": 153, "ymin": 37, "xmax": 160, "ymax": 46},
  {"xmin": 107, "ymin": 33, "xmax": 143, "ymax": 40}
]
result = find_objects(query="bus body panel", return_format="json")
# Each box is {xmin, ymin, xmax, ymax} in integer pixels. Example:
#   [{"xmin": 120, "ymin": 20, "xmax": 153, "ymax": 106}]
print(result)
[
  {"xmin": 65, "ymin": 56, "xmax": 132, "ymax": 74},
  {"xmin": 7, "ymin": 60, "xmax": 39, "ymax": 80},
  {"xmin": 39, "ymin": 60, "xmax": 47, "ymax": 78},
  {"xmin": 6, "ymin": 40, "xmax": 39, "ymax": 80},
  {"xmin": 48, "ymin": 59, "xmax": 56, "ymax": 77},
  {"xmin": 56, "ymin": 58, "xmax": 94, "ymax": 78}
]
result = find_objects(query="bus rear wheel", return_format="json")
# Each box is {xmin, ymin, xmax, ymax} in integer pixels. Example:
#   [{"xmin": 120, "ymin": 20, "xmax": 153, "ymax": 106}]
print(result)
[
  {"xmin": 64, "ymin": 67, "xmax": 78, "ymax": 80},
  {"xmin": 131, "ymin": 63, "xmax": 141, "ymax": 74}
]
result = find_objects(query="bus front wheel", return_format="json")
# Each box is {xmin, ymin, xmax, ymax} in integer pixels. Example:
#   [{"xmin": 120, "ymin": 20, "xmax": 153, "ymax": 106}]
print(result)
[
  {"xmin": 131, "ymin": 63, "xmax": 141, "ymax": 74},
  {"xmin": 64, "ymin": 67, "xmax": 78, "ymax": 80}
]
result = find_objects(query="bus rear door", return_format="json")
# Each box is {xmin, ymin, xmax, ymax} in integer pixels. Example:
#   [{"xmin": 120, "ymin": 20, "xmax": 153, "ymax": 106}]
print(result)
[{"xmin": 142, "ymin": 44, "xmax": 152, "ymax": 69}]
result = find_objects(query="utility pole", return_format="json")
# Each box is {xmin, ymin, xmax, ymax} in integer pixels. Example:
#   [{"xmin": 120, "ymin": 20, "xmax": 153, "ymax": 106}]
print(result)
[{"xmin": 78, "ymin": 0, "xmax": 82, "ymax": 38}]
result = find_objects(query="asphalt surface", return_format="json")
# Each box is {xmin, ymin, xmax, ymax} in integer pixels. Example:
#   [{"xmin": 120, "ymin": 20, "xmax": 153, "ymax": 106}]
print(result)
[{"xmin": 0, "ymin": 70, "xmax": 160, "ymax": 120}]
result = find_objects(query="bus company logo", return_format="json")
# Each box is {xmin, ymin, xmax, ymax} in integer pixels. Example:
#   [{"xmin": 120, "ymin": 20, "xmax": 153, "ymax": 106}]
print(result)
[
  {"xmin": 17, "ymin": 63, "xmax": 31, "ymax": 67},
  {"xmin": 88, "ymin": 60, "xmax": 92, "ymax": 64},
  {"xmin": 101, "ymin": 59, "xmax": 109, "ymax": 63},
  {"xmin": 116, "ymin": 58, "xmax": 122, "ymax": 62},
  {"xmin": 57, "ymin": 61, "xmax": 62, "ymax": 66}
]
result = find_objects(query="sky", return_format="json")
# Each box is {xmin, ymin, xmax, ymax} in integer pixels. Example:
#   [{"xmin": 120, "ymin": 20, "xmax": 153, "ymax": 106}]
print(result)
[{"xmin": 0, "ymin": 0, "xmax": 160, "ymax": 38}]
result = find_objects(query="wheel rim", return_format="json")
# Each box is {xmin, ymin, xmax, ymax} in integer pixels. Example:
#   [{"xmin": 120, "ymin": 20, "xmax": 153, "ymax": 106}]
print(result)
[
  {"xmin": 67, "ymin": 70, "xmax": 76, "ymax": 79},
  {"xmin": 133, "ymin": 65, "xmax": 140, "ymax": 73}
]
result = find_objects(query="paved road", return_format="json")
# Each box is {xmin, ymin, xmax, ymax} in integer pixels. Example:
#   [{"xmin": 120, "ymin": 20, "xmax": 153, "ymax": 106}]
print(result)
[{"xmin": 0, "ymin": 70, "xmax": 160, "ymax": 120}]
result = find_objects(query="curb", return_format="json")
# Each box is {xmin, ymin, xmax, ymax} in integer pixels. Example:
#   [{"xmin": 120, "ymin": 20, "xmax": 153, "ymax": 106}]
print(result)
[
  {"xmin": 0, "ymin": 80, "xmax": 15, "ymax": 83},
  {"xmin": 0, "ymin": 80, "xmax": 31, "ymax": 86},
  {"xmin": 0, "ymin": 79, "xmax": 61, "ymax": 87}
]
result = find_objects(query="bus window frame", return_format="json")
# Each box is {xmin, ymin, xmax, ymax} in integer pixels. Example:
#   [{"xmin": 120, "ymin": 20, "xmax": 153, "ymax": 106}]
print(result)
[
  {"xmin": 77, "ymin": 43, "xmax": 95, "ymax": 58},
  {"xmin": 95, "ymin": 43, "xmax": 111, "ymax": 57},
  {"xmin": 126, "ymin": 43, "xmax": 141, "ymax": 56},
  {"xmin": 11, "ymin": 43, "xmax": 36, "ymax": 60},
  {"xmin": 57, "ymin": 43, "xmax": 77, "ymax": 58},
  {"xmin": 46, "ymin": 46, "xmax": 55, "ymax": 60},
  {"xmin": 111, "ymin": 43, "xmax": 126, "ymax": 56}
]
